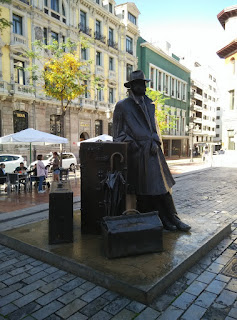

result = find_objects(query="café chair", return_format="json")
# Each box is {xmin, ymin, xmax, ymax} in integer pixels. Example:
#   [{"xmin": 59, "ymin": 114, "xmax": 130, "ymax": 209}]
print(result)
[{"xmin": 7, "ymin": 173, "xmax": 20, "ymax": 193}]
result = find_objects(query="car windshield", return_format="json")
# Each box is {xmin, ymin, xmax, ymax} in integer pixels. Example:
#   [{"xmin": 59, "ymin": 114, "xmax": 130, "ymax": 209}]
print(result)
[{"xmin": 43, "ymin": 154, "xmax": 52, "ymax": 160}]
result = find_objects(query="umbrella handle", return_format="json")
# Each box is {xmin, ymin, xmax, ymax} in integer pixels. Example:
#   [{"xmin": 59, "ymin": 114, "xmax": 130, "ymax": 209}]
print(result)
[
  {"xmin": 122, "ymin": 209, "xmax": 140, "ymax": 215},
  {"xmin": 110, "ymin": 152, "xmax": 124, "ymax": 172}
]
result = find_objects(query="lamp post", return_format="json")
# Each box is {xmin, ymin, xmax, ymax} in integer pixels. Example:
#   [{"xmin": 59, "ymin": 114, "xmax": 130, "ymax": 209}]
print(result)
[{"xmin": 186, "ymin": 118, "xmax": 194, "ymax": 163}]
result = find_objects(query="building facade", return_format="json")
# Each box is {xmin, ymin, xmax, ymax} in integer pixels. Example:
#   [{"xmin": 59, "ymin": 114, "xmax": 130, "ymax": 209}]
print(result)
[
  {"xmin": 190, "ymin": 64, "xmax": 219, "ymax": 155},
  {"xmin": 0, "ymin": 0, "xmax": 139, "ymax": 162},
  {"xmin": 217, "ymin": 5, "xmax": 237, "ymax": 150},
  {"xmin": 137, "ymin": 37, "xmax": 191, "ymax": 157}
]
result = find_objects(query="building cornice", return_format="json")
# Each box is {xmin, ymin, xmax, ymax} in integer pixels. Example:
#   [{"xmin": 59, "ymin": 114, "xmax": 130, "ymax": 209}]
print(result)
[
  {"xmin": 217, "ymin": 5, "xmax": 237, "ymax": 29},
  {"xmin": 216, "ymin": 39, "xmax": 237, "ymax": 58},
  {"xmin": 140, "ymin": 42, "xmax": 190, "ymax": 73}
]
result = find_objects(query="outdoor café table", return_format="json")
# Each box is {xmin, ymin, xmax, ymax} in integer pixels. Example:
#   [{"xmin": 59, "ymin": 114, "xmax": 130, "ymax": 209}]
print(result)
[{"xmin": 18, "ymin": 172, "xmax": 30, "ymax": 191}]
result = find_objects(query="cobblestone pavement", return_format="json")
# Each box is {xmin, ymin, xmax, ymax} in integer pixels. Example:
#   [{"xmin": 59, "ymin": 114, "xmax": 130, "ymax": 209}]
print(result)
[{"xmin": 0, "ymin": 167, "xmax": 237, "ymax": 319}]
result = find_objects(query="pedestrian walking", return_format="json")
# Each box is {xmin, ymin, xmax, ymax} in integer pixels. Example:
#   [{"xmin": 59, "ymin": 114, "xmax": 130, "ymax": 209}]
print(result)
[{"xmin": 37, "ymin": 154, "xmax": 46, "ymax": 193}]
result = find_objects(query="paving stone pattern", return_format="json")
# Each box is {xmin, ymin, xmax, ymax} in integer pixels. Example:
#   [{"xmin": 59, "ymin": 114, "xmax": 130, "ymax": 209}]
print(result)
[{"xmin": 0, "ymin": 167, "xmax": 237, "ymax": 319}]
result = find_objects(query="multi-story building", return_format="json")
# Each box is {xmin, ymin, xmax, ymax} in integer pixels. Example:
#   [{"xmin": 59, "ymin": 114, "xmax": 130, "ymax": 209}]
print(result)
[
  {"xmin": 189, "ymin": 64, "xmax": 218, "ymax": 155},
  {"xmin": 217, "ymin": 5, "xmax": 237, "ymax": 150},
  {"xmin": 0, "ymin": 0, "xmax": 139, "ymax": 161},
  {"xmin": 137, "ymin": 37, "xmax": 191, "ymax": 157}
]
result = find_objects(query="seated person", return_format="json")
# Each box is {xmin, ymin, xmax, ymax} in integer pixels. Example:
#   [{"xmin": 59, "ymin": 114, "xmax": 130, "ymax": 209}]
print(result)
[
  {"xmin": 0, "ymin": 163, "xmax": 7, "ymax": 185},
  {"xmin": 14, "ymin": 162, "xmax": 27, "ymax": 174},
  {"xmin": 14, "ymin": 162, "xmax": 28, "ymax": 190}
]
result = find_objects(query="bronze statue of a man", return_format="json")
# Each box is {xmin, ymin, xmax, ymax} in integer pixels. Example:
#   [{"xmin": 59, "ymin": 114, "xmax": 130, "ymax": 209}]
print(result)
[{"xmin": 113, "ymin": 70, "xmax": 191, "ymax": 232}]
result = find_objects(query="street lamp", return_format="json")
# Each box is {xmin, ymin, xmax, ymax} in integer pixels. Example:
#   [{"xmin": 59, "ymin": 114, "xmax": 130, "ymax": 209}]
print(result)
[{"xmin": 186, "ymin": 119, "xmax": 194, "ymax": 163}]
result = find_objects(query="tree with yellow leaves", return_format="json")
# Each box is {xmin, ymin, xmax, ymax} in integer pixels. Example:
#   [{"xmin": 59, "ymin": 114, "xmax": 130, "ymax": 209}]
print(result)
[
  {"xmin": 25, "ymin": 38, "xmax": 95, "ymax": 137},
  {"xmin": 146, "ymin": 87, "xmax": 176, "ymax": 135}
]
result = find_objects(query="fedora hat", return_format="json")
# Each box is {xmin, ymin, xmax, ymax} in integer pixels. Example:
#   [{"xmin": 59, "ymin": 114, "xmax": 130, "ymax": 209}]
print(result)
[{"xmin": 124, "ymin": 70, "xmax": 151, "ymax": 88}]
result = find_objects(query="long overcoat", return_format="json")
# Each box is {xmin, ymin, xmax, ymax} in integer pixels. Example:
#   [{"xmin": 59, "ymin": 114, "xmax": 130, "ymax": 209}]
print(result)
[{"xmin": 113, "ymin": 94, "xmax": 175, "ymax": 196}]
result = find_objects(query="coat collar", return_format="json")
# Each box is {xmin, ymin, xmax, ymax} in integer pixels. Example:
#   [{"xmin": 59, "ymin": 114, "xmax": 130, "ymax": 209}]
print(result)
[{"xmin": 129, "ymin": 91, "xmax": 155, "ymax": 131}]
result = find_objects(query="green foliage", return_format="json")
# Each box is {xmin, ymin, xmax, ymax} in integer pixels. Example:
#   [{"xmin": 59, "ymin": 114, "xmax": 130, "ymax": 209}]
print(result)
[
  {"xmin": 146, "ymin": 87, "xmax": 177, "ymax": 134},
  {"xmin": 0, "ymin": 0, "xmax": 12, "ymax": 33}
]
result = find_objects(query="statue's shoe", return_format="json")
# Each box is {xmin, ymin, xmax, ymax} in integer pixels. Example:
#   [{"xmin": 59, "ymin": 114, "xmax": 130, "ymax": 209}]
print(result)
[
  {"xmin": 160, "ymin": 216, "xmax": 177, "ymax": 231},
  {"xmin": 170, "ymin": 214, "xmax": 191, "ymax": 232}
]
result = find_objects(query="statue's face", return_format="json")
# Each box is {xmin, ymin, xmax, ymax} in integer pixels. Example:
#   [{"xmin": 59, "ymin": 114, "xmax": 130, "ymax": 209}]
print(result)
[{"xmin": 130, "ymin": 80, "xmax": 146, "ymax": 96}]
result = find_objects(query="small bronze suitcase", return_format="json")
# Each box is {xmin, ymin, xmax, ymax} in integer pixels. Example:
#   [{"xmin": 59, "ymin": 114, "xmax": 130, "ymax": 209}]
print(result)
[{"xmin": 101, "ymin": 210, "xmax": 163, "ymax": 259}]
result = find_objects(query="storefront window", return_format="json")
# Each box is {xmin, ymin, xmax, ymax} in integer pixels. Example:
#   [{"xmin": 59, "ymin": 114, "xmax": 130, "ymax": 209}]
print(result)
[
  {"xmin": 13, "ymin": 110, "xmax": 28, "ymax": 133},
  {"xmin": 95, "ymin": 119, "xmax": 102, "ymax": 136}
]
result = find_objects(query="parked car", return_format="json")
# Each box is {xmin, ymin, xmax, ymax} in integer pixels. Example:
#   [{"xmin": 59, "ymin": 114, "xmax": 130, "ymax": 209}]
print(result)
[
  {"xmin": 29, "ymin": 152, "xmax": 77, "ymax": 172},
  {"xmin": 0, "ymin": 154, "xmax": 26, "ymax": 173}
]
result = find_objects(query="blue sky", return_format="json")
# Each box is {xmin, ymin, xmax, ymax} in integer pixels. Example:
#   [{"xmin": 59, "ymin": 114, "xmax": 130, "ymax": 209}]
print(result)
[{"xmin": 115, "ymin": 1, "xmax": 237, "ymax": 70}]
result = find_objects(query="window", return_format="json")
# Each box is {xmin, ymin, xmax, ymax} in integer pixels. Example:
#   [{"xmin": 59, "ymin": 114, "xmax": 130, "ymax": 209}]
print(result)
[
  {"xmin": 158, "ymin": 71, "xmax": 162, "ymax": 91},
  {"xmin": 209, "ymin": 85, "xmax": 212, "ymax": 90},
  {"xmin": 50, "ymin": 114, "xmax": 61, "ymax": 136},
  {"xmin": 182, "ymin": 83, "xmax": 186, "ymax": 100},
  {"xmin": 126, "ymin": 64, "xmax": 133, "ymax": 81},
  {"xmin": 51, "ymin": 0, "xmax": 59, "ymax": 12},
  {"xmin": 217, "ymin": 107, "xmax": 220, "ymax": 110},
  {"xmin": 51, "ymin": 31, "xmax": 58, "ymax": 42},
  {"xmin": 216, "ymin": 125, "xmax": 220, "ymax": 128},
  {"xmin": 97, "ymin": 87, "xmax": 102, "ymax": 101},
  {"xmin": 95, "ymin": 20, "xmax": 101, "ymax": 37},
  {"xmin": 216, "ymin": 116, "xmax": 220, "ymax": 120},
  {"xmin": 126, "ymin": 36, "xmax": 133, "ymax": 54},
  {"xmin": 81, "ymin": 47, "xmax": 87, "ymax": 60},
  {"xmin": 216, "ymin": 134, "xmax": 220, "ymax": 137},
  {"xmin": 80, "ymin": 11, "xmax": 86, "ymax": 31},
  {"xmin": 96, "ymin": 0, "xmax": 100, "ymax": 3},
  {"xmin": 13, "ymin": 111, "xmax": 28, "ymax": 133},
  {"xmin": 109, "ymin": 87, "xmax": 114, "ymax": 103},
  {"xmin": 109, "ymin": 57, "xmax": 114, "ymax": 71},
  {"xmin": 13, "ymin": 14, "xmax": 23, "ymax": 35},
  {"xmin": 171, "ymin": 78, "xmax": 175, "ymax": 97},
  {"xmin": 165, "ymin": 75, "xmax": 169, "ymax": 94},
  {"xmin": 150, "ymin": 67, "xmax": 155, "ymax": 89},
  {"xmin": 95, "ymin": 120, "xmax": 103, "ymax": 136},
  {"xmin": 108, "ymin": 27, "xmax": 113, "ymax": 46},
  {"xmin": 14, "ymin": 60, "xmax": 25, "ymax": 85},
  {"xmin": 62, "ymin": 3, "xmax": 65, "ymax": 16},
  {"xmin": 43, "ymin": 28, "xmax": 48, "ymax": 44},
  {"xmin": 204, "ymin": 93, "xmax": 207, "ymax": 98},
  {"xmin": 83, "ymin": 80, "xmax": 88, "ymax": 98},
  {"xmin": 128, "ymin": 12, "xmax": 136, "ymax": 25},
  {"xmin": 209, "ymin": 74, "xmax": 212, "ymax": 80},
  {"xmin": 177, "ymin": 80, "xmax": 181, "ymax": 99},
  {"xmin": 229, "ymin": 90, "xmax": 235, "ymax": 110},
  {"xmin": 96, "ymin": 51, "xmax": 101, "ymax": 66},
  {"xmin": 44, "ymin": 0, "xmax": 48, "ymax": 5},
  {"xmin": 109, "ymin": 3, "xmax": 113, "ymax": 13}
]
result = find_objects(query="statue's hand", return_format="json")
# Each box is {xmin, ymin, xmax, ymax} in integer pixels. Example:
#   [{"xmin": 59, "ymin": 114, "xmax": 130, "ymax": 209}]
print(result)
[{"xmin": 150, "ymin": 142, "xmax": 159, "ymax": 155}]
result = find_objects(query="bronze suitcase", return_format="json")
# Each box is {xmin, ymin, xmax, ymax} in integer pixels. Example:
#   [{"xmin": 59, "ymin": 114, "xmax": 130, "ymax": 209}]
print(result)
[{"xmin": 101, "ymin": 210, "xmax": 163, "ymax": 259}]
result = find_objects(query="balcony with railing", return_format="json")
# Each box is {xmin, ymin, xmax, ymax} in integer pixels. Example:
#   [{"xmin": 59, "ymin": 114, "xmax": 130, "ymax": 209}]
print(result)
[
  {"xmin": 107, "ymin": 39, "xmax": 118, "ymax": 50},
  {"xmin": 108, "ymin": 70, "xmax": 116, "ymax": 80},
  {"xmin": 78, "ymin": 23, "xmax": 92, "ymax": 37},
  {"xmin": 193, "ymin": 116, "xmax": 202, "ymax": 124},
  {"xmin": 95, "ymin": 65, "xmax": 104, "ymax": 76},
  {"xmin": 0, "ymin": 81, "xmax": 9, "ymax": 93},
  {"xmin": 11, "ymin": 83, "xmax": 34, "ymax": 97},
  {"xmin": 11, "ymin": 34, "xmax": 27, "ymax": 46},
  {"xmin": 94, "ymin": 32, "xmax": 106, "ymax": 44}
]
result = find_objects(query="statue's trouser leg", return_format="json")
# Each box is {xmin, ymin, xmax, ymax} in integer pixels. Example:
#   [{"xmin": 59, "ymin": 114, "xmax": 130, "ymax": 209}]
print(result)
[
  {"xmin": 136, "ymin": 195, "xmax": 177, "ymax": 231},
  {"xmin": 160, "ymin": 192, "xmax": 191, "ymax": 232}
]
